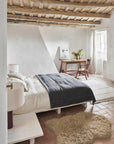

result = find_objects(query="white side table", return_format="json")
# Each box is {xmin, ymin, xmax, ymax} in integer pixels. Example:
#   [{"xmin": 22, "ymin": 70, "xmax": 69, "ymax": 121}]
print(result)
[
  {"xmin": 7, "ymin": 82, "xmax": 25, "ymax": 129},
  {"xmin": 8, "ymin": 113, "xmax": 43, "ymax": 144}
]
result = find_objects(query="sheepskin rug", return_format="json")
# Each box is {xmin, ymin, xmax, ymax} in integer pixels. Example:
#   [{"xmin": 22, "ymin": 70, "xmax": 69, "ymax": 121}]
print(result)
[{"xmin": 45, "ymin": 112, "xmax": 112, "ymax": 144}]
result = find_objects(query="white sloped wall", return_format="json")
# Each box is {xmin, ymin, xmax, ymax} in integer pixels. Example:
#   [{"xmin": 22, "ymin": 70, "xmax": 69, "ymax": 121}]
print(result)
[
  {"xmin": 7, "ymin": 24, "xmax": 58, "ymax": 76},
  {"xmin": 39, "ymin": 26, "xmax": 91, "ymax": 71}
]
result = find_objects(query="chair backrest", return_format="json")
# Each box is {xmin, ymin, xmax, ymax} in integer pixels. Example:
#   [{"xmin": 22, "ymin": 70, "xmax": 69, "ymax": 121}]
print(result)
[
  {"xmin": 78, "ymin": 59, "xmax": 91, "ymax": 70},
  {"xmin": 86, "ymin": 59, "xmax": 91, "ymax": 69}
]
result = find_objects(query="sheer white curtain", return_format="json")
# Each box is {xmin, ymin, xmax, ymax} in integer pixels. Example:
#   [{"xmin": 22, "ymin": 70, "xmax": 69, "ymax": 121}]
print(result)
[{"xmin": 94, "ymin": 30, "xmax": 107, "ymax": 74}]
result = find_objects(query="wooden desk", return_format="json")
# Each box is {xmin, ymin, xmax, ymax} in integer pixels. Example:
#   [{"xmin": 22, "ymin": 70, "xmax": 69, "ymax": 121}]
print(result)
[{"xmin": 60, "ymin": 59, "xmax": 87, "ymax": 73}]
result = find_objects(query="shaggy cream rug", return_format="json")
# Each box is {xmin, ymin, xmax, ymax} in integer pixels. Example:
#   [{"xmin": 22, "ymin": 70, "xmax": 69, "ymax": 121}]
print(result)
[{"xmin": 45, "ymin": 112, "xmax": 112, "ymax": 144}]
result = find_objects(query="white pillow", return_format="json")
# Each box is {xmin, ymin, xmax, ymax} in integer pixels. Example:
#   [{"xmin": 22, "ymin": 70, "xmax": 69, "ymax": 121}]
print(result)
[
  {"xmin": 25, "ymin": 78, "xmax": 37, "ymax": 93},
  {"xmin": 7, "ymin": 77, "xmax": 28, "ymax": 92},
  {"xmin": 8, "ymin": 72, "xmax": 26, "ymax": 81}
]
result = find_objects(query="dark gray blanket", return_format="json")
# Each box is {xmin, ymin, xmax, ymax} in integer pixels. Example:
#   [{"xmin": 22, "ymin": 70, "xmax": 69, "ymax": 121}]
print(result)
[{"xmin": 36, "ymin": 73, "xmax": 96, "ymax": 108}]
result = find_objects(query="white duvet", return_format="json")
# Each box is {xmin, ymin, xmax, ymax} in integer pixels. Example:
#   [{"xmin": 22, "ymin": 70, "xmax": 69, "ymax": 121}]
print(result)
[{"xmin": 14, "ymin": 77, "xmax": 51, "ymax": 115}]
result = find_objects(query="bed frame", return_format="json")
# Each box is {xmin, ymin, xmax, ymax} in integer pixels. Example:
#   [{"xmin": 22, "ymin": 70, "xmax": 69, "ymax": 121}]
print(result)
[{"xmin": 35, "ymin": 100, "xmax": 93, "ymax": 115}]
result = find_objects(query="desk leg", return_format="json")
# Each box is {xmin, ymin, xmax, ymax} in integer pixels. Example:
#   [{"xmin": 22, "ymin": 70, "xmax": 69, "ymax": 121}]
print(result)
[
  {"xmin": 60, "ymin": 61, "xmax": 63, "ymax": 73},
  {"xmin": 64, "ymin": 63, "xmax": 67, "ymax": 73},
  {"xmin": 30, "ymin": 138, "xmax": 35, "ymax": 144}
]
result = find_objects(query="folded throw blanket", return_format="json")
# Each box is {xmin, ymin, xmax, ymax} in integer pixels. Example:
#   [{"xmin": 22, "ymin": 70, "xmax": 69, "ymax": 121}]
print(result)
[{"xmin": 36, "ymin": 73, "xmax": 96, "ymax": 108}]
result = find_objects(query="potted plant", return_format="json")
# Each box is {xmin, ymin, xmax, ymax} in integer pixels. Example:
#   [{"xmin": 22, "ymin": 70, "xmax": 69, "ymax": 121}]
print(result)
[{"xmin": 72, "ymin": 49, "xmax": 83, "ymax": 60}]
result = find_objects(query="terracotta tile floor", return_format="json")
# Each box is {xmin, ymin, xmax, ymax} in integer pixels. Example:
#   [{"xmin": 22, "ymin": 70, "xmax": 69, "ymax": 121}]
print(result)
[
  {"xmin": 20, "ymin": 100, "xmax": 114, "ymax": 144},
  {"xmin": 93, "ymin": 101, "xmax": 114, "ymax": 144}
]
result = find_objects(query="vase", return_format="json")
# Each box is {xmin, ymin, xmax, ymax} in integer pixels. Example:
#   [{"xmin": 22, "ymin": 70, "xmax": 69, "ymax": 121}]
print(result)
[{"xmin": 76, "ymin": 56, "xmax": 79, "ymax": 60}]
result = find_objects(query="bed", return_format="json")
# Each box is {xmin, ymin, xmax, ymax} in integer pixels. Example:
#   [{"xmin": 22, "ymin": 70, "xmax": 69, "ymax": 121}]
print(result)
[{"xmin": 7, "ymin": 72, "xmax": 96, "ymax": 115}]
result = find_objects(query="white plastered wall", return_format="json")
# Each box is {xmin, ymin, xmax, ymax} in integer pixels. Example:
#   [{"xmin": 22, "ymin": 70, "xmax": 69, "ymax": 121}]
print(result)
[
  {"xmin": 0, "ymin": 0, "xmax": 7, "ymax": 143},
  {"xmin": 96, "ymin": 12, "xmax": 114, "ymax": 81},
  {"xmin": 7, "ymin": 24, "xmax": 92, "ymax": 74},
  {"xmin": 39, "ymin": 26, "xmax": 91, "ymax": 71}
]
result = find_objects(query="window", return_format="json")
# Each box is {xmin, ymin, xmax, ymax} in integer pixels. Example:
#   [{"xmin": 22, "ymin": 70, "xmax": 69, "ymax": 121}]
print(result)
[{"xmin": 95, "ymin": 30, "xmax": 107, "ymax": 61}]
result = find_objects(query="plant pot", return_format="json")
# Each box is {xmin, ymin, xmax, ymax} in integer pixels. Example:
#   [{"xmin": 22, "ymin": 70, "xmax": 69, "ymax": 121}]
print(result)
[{"xmin": 76, "ymin": 56, "xmax": 79, "ymax": 60}]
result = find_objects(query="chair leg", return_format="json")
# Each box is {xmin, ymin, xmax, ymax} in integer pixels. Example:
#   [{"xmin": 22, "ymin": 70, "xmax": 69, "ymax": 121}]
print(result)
[
  {"xmin": 75, "ymin": 71, "xmax": 79, "ymax": 78},
  {"xmin": 87, "ymin": 72, "xmax": 89, "ymax": 77},
  {"xmin": 85, "ymin": 71, "xmax": 87, "ymax": 80},
  {"xmin": 86, "ymin": 70, "xmax": 89, "ymax": 77}
]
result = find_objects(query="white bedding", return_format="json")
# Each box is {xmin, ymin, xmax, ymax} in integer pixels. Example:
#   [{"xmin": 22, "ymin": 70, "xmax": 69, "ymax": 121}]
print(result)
[{"xmin": 14, "ymin": 76, "xmax": 51, "ymax": 115}]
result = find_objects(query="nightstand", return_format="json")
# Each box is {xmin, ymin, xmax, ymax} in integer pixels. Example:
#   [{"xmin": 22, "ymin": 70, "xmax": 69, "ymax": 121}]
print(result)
[
  {"xmin": 7, "ymin": 82, "xmax": 25, "ymax": 129},
  {"xmin": 8, "ymin": 112, "xmax": 43, "ymax": 144}
]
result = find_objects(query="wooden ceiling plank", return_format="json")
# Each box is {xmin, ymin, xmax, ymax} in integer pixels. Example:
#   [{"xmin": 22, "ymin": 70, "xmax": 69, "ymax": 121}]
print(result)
[
  {"xmin": 108, "ymin": 7, "xmax": 114, "ymax": 14},
  {"xmin": 7, "ymin": 6, "xmax": 111, "ymax": 18},
  {"xmin": 9, "ymin": 0, "xmax": 13, "ymax": 5},
  {"xmin": 30, "ymin": 0, "xmax": 114, "ymax": 8},
  {"xmin": 20, "ymin": 0, "xmax": 24, "ymax": 7},
  {"xmin": 30, "ymin": 1, "xmax": 34, "ymax": 8},
  {"xmin": 97, "ymin": 0, "xmax": 104, "ymax": 3},
  {"xmin": 7, "ymin": 13, "xmax": 101, "ymax": 25}
]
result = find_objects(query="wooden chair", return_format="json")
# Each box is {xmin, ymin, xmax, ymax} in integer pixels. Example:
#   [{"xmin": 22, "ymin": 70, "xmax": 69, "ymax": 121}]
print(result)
[{"xmin": 75, "ymin": 59, "xmax": 91, "ymax": 80}]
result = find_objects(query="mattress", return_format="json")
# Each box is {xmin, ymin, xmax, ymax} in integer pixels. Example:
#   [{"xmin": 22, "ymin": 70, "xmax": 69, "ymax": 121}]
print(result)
[{"xmin": 14, "ymin": 77, "xmax": 51, "ymax": 114}]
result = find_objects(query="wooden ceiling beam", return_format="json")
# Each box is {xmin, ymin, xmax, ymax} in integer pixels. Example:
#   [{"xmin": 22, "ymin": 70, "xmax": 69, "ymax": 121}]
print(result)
[
  {"xmin": 7, "ymin": 14, "xmax": 101, "ymax": 25},
  {"xmin": 7, "ymin": 6, "xmax": 110, "ymax": 18},
  {"xmin": 31, "ymin": 0, "xmax": 114, "ymax": 8},
  {"xmin": 7, "ymin": 19, "xmax": 95, "ymax": 28}
]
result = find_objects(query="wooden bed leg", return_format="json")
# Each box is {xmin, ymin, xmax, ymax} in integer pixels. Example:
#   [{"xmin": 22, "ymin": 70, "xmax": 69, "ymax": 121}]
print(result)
[
  {"xmin": 90, "ymin": 101, "xmax": 94, "ymax": 106},
  {"xmin": 30, "ymin": 138, "xmax": 35, "ymax": 144},
  {"xmin": 57, "ymin": 108, "xmax": 61, "ymax": 114},
  {"xmin": 85, "ymin": 102, "xmax": 93, "ymax": 112},
  {"xmin": 90, "ymin": 101, "xmax": 92, "ymax": 104},
  {"xmin": 90, "ymin": 100, "xmax": 94, "ymax": 107},
  {"xmin": 83, "ymin": 102, "xmax": 87, "ymax": 108}
]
